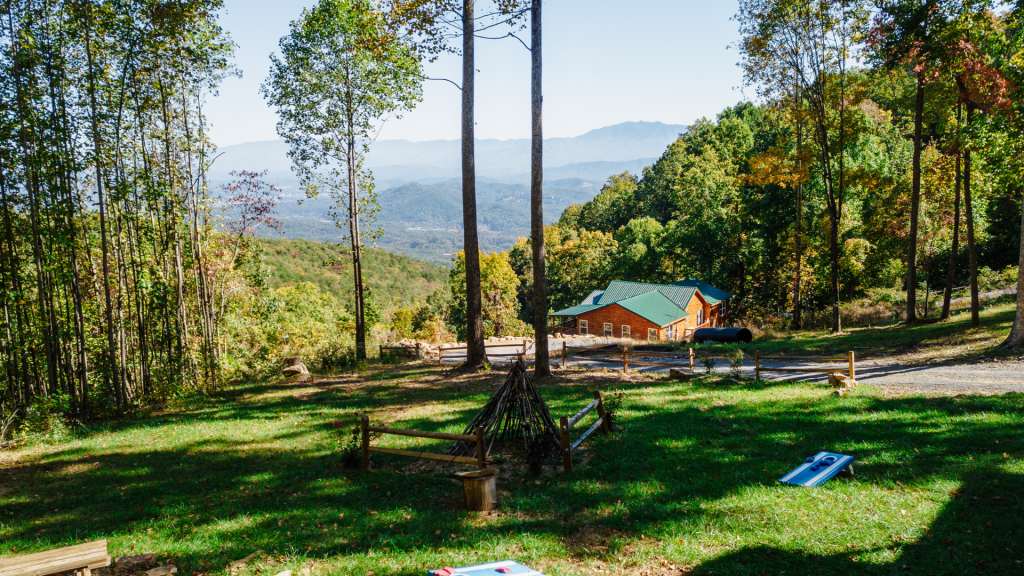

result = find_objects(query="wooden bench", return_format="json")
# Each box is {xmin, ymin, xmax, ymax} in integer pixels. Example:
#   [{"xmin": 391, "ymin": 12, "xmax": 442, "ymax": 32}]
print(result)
[{"xmin": 0, "ymin": 540, "xmax": 111, "ymax": 576}]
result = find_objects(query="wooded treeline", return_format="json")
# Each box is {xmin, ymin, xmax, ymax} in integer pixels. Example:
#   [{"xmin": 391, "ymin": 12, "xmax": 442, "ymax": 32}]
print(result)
[
  {"xmin": 0, "ymin": 0, "xmax": 237, "ymax": 416},
  {"xmin": 499, "ymin": 0, "xmax": 1023, "ymax": 347}
]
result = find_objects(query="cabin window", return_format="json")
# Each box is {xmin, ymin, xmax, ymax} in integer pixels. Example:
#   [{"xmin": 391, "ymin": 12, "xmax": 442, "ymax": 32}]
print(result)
[
  {"xmin": 698, "ymin": 308, "xmax": 705, "ymax": 326},
  {"xmin": 579, "ymin": 320, "xmax": 588, "ymax": 334},
  {"xmin": 666, "ymin": 325, "xmax": 674, "ymax": 340},
  {"xmin": 621, "ymin": 325, "xmax": 631, "ymax": 339},
  {"xmin": 648, "ymin": 328, "xmax": 658, "ymax": 340},
  {"xmin": 722, "ymin": 300, "xmax": 728, "ymax": 316},
  {"xmin": 604, "ymin": 323, "xmax": 613, "ymax": 337}
]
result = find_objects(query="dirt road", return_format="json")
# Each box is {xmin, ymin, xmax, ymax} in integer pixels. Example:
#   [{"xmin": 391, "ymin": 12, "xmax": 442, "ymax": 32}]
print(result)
[{"xmin": 438, "ymin": 338, "xmax": 1024, "ymax": 396}]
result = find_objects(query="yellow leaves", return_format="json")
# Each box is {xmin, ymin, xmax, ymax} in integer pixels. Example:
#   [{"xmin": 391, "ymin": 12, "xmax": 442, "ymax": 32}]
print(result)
[{"xmin": 747, "ymin": 146, "xmax": 810, "ymax": 189}]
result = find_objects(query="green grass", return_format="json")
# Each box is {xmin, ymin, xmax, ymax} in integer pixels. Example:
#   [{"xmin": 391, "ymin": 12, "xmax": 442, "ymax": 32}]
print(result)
[
  {"xmin": 687, "ymin": 299, "xmax": 1020, "ymax": 364},
  {"xmin": 3, "ymin": 364, "xmax": 1024, "ymax": 576}
]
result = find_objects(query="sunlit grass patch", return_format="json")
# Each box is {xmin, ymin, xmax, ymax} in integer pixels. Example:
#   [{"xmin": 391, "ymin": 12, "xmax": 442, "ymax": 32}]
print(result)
[{"xmin": 2, "ymin": 364, "xmax": 1023, "ymax": 575}]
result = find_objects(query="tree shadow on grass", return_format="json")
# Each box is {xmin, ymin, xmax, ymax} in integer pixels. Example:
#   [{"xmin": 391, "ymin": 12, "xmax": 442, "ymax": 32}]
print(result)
[
  {"xmin": 688, "ymin": 466, "xmax": 1024, "ymax": 576},
  {"xmin": 3, "ymin": 368, "xmax": 1024, "ymax": 576}
]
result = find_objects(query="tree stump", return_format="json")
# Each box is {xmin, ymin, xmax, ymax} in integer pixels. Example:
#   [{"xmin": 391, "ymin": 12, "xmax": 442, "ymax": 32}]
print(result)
[{"xmin": 456, "ymin": 469, "xmax": 498, "ymax": 512}]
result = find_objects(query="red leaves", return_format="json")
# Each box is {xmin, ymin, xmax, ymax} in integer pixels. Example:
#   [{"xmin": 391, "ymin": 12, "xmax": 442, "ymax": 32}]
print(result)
[{"xmin": 222, "ymin": 170, "xmax": 285, "ymax": 237}]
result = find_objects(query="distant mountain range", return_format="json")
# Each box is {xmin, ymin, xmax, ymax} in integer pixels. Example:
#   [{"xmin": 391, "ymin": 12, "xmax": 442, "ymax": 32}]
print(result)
[
  {"xmin": 213, "ymin": 121, "xmax": 684, "ymax": 184},
  {"xmin": 212, "ymin": 121, "xmax": 686, "ymax": 265}
]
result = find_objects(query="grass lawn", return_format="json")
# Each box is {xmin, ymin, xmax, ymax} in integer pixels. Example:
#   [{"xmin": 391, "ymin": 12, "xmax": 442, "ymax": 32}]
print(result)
[
  {"xmin": 685, "ymin": 300, "xmax": 1021, "ymax": 364},
  {"xmin": 2, "ymin": 363, "xmax": 1023, "ymax": 576}
]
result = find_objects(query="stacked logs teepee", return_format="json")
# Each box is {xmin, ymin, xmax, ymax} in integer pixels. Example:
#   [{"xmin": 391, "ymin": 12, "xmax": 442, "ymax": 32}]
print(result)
[{"xmin": 447, "ymin": 358, "xmax": 561, "ymax": 459}]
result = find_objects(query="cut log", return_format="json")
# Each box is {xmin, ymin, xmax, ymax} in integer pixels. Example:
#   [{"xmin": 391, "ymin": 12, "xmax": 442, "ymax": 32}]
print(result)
[
  {"xmin": 281, "ymin": 356, "xmax": 302, "ymax": 367},
  {"xmin": 458, "ymin": 471, "xmax": 497, "ymax": 512},
  {"xmin": 144, "ymin": 567, "xmax": 176, "ymax": 576}
]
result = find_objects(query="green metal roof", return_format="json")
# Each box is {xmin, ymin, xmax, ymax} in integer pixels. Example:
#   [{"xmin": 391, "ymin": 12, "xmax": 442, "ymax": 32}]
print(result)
[
  {"xmin": 671, "ymin": 278, "xmax": 732, "ymax": 304},
  {"xmin": 614, "ymin": 291, "xmax": 689, "ymax": 327},
  {"xmin": 580, "ymin": 290, "xmax": 604, "ymax": 305},
  {"xmin": 550, "ymin": 304, "xmax": 603, "ymax": 317},
  {"xmin": 600, "ymin": 280, "xmax": 698, "ymax": 310}
]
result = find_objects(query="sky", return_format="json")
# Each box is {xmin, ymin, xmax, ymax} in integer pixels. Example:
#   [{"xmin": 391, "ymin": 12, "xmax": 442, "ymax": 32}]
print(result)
[{"xmin": 204, "ymin": 0, "xmax": 747, "ymax": 147}]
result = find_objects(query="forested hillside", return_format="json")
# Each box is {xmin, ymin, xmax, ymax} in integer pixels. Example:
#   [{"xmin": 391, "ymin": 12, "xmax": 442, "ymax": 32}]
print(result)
[{"xmin": 262, "ymin": 239, "xmax": 447, "ymax": 308}]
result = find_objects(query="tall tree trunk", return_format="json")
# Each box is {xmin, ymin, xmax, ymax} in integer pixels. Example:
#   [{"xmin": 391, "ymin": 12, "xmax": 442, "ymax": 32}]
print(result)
[
  {"xmin": 792, "ymin": 88, "xmax": 803, "ymax": 330},
  {"xmin": 84, "ymin": 17, "xmax": 124, "ymax": 409},
  {"xmin": 906, "ymin": 75, "xmax": 925, "ymax": 323},
  {"xmin": 941, "ymin": 102, "xmax": 962, "ymax": 320},
  {"xmin": 964, "ymin": 107, "xmax": 980, "ymax": 328},
  {"xmin": 461, "ymin": 0, "xmax": 485, "ymax": 368},
  {"xmin": 346, "ymin": 70, "xmax": 366, "ymax": 361},
  {"xmin": 1001, "ymin": 187, "xmax": 1024, "ymax": 349},
  {"xmin": 530, "ymin": 0, "xmax": 550, "ymax": 378}
]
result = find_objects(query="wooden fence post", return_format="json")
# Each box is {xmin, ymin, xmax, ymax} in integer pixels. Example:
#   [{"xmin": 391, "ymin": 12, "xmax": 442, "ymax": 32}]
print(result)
[
  {"xmin": 754, "ymin": 350, "xmax": 761, "ymax": 381},
  {"xmin": 562, "ymin": 341, "xmax": 567, "ymax": 369},
  {"xmin": 523, "ymin": 340, "xmax": 528, "ymax": 356},
  {"xmin": 439, "ymin": 348, "xmax": 444, "ymax": 366},
  {"xmin": 475, "ymin": 426, "xmax": 486, "ymax": 469},
  {"xmin": 594, "ymin": 390, "xmax": 611, "ymax": 434},
  {"xmin": 379, "ymin": 344, "xmax": 383, "ymax": 358},
  {"xmin": 559, "ymin": 416, "xmax": 573, "ymax": 473},
  {"xmin": 622, "ymin": 347, "xmax": 628, "ymax": 374},
  {"xmin": 416, "ymin": 342, "xmax": 421, "ymax": 361},
  {"xmin": 689, "ymin": 348, "xmax": 695, "ymax": 373},
  {"xmin": 848, "ymin": 351, "xmax": 855, "ymax": 381},
  {"xmin": 360, "ymin": 415, "xmax": 370, "ymax": 471}
]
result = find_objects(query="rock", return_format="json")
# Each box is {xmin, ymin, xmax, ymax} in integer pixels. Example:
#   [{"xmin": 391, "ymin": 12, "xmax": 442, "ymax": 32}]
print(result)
[
  {"xmin": 229, "ymin": 551, "xmax": 264, "ymax": 573},
  {"xmin": 116, "ymin": 554, "xmax": 156, "ymax": 571},
  {"xmin": 145, "ymin": 567, "xmax": 177, "ymax": 576},
  {"xmin": 294, "ymin": 373, "xmax": 311, "ymax": 383},
  {"xmin": 669, "ymin": 369, "xmax": 692, "ymax": 381},
  {"xmin": 828, "ymin": 372, "xmax": 858, "ymax": 388},
  {"xmin": 282, "ymin": 363, "xmax": 309, "ymax": 376},
  {"xmin": 832, "ymin": 388, "xmax": 849, "ymax": 397},
  {"xmin": 282, "ymin": 356, "xmax": 302, "ymax": 367}
]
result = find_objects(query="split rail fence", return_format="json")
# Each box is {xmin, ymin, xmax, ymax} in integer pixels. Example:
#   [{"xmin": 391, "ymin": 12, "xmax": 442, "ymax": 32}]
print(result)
[
  {"xmin": 561, "ymin": 343, "xmax": 699, "ymax": 372},
  {"xmin": 754, "ymin": 351, "xmax": 855, "ymax": 381},
  {"xmin": 559, "ymin": 390, "xmax": 612, "ymax": 472},
  {"xmin": 360, "ymin": 416, "xmax": 486, "ymax": 470}
]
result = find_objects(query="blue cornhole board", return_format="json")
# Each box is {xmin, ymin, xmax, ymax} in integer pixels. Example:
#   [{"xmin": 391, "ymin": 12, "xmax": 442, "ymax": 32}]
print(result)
[
  {"xmin": 779, "ymin": 451, "xmax": 854, "ymax": 487},
  {"xmin": 427, "ymin": 560, "xmax": 544, "ymax": 576}
]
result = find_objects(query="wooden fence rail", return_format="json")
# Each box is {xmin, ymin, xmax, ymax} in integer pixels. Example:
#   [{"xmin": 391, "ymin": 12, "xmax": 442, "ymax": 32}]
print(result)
[
  {"xmin": 360, "ymin": 416, "xmax": 486, "ymax": 470},
  {"xmin": 755, "ymin": 351, "xmax": 855, "ymax": 381},
  {"xmin": 563, "ymin": 345, "xmax": 698, "ymax": 373},
  {"xmin": 559, "ymin": 390, "xmax": 612, "ymax": 472}
]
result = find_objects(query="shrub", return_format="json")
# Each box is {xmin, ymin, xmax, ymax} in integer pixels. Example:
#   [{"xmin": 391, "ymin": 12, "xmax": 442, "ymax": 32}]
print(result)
[
  {"xmin": 726, "ymin": 347, "xmax": 745, "ymax": 378},
  {"xmin": 699, "ymin": 356, "xmax": 717, "ymax": 375}
]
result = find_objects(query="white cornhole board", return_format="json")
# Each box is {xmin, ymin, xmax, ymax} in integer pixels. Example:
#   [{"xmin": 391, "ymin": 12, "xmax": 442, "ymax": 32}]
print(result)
[{"xmin": 428, "ymin": 560, "xmax": 544, "ymax": 576}]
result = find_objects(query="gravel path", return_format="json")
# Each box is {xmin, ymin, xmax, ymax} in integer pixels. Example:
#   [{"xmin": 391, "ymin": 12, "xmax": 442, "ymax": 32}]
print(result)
[{"xmin": 439, "ymin": 338, "xmax": 1024, "ymax": 396}]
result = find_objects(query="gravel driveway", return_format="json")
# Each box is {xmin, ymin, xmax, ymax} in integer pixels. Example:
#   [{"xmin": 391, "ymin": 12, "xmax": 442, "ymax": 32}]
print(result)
[{"xmin": 438, "ymin": 338, "xmax": 1024, "ymax": 396}]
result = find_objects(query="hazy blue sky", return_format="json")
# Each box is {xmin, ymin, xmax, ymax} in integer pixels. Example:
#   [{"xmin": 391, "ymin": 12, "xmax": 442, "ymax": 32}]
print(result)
[{"xmin": 204, "ymin": 0, "xmax": 746, "ymax": 147}]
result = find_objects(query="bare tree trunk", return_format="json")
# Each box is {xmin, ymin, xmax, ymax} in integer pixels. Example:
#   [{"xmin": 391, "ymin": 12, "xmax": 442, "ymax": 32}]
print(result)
[
  {"xmin": 462, "ymin": 0, "xmax": 485, "ymax": 368},
  {"xmin": 1001, "ymin": 187, "xmax": 1024, "ymax": 349},
  {"xmin": 346, "ymin": 71, "xmax": 366, "ymax": 361},
  {"xmin": 792, "ymin": 88, "xmax": 803, "ymax": 330},
  {"xmin": 530, "ymin": 0, "xmax": 550, "ymax": 378},
  {"xmin": 941, "ymin": 102, "xmax": 962, "ymax": 320},
  {"xmin": 964, "ymin": 107, "xmax": 980, "ymax": 328},
  {"xmin": 906, "ymin": 76, "xmax": 925, "ymax": 323}
]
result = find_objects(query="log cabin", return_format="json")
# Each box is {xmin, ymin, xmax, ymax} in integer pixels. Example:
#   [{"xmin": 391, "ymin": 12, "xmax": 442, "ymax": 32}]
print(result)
[{"xmin": 549, "ymin": 278, "xmax": 732, "ymax": 341}]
